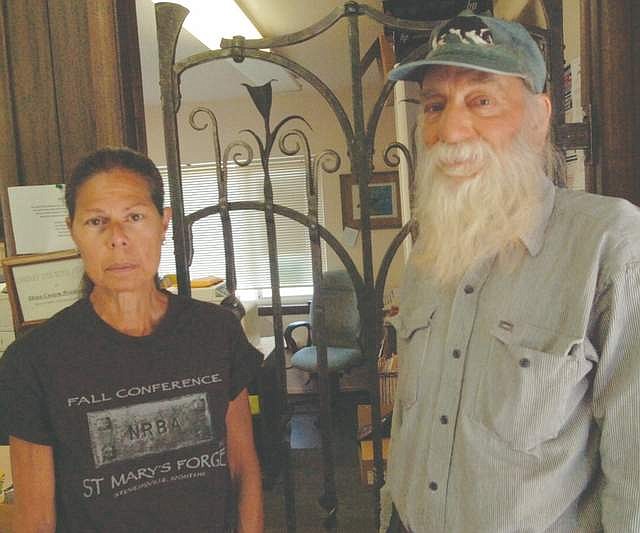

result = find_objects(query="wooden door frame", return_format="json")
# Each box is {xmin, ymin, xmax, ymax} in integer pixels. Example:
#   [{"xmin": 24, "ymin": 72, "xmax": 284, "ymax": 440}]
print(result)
[{"xmin": 582, "ymin": 0, "xmax": 640, "ymax": 205}]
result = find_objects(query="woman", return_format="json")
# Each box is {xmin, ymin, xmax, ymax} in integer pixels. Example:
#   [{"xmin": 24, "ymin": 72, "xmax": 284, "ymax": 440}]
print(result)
[{"xmin": 0, "ymin": 147, "xmax": 264, "ymax": 532}]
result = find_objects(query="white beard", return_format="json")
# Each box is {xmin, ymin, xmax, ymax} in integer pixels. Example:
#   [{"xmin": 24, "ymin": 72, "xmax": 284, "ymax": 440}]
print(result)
[{"xmin": 412, "ymin": 131, "xmax": 550, "ymax": 286}]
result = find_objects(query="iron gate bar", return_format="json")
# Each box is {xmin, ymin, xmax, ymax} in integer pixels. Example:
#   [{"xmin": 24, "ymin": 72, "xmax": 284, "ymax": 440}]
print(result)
[
  {"xmin": 156, "ymin": 2, "xmax": 190, "ymax": 297},
  {"xmin": 281, "ymin": 130, "xmax": 342, "ymax": 529},
  {"xmin": 344, "ymin": 5, "xmax": 389, "ymax": 526},
  {"xmin": 188, "ymin": 107, "xmax": 244, "ymax": 298},
  {"xmin": 360, "ymin": 38, "xmax": 382, "ymax": 74},
  {"xmin": 376, "ymin": 222, "xmax": 416, "ymax": 306},
  {"xmin": 155, "ymin": 2, "xmax": 582, "ymax": 530},
  {"xmin": 241, "ymin": 80, "xmax": 301, "ymax": 531}
]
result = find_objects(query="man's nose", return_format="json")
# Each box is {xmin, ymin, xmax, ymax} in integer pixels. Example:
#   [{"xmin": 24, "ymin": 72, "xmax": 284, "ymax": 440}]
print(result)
[
  {"xmin": 432, "ymin": 104, "xmax": 475, "ymax": 145},
  {"xmin": 108, "ymin": 222, "xmax": 128, "ymax": 248}
]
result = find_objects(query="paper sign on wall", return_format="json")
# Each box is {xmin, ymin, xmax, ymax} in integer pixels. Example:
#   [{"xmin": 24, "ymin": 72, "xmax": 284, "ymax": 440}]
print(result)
[{"xmin": 8, "ymin": 184, "xmax": 75, "ymax": 254}]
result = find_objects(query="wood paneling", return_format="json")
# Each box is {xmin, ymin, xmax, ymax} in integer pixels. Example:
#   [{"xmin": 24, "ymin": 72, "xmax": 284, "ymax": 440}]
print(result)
[
  {"xmin": 4, "ymin": 0, "xmax": 63, "ymax": 186},
  {"xmin": 632, "ymin": 0, "xmax": 640, "ymax": 194},
  {"xmin": 588, "ymin": 0, "xmax": 640, "ymax": 205},
  {"xmin": 87, "ymin": 0, "xmax": 124, "ymax": 148},
  {"xmin": 85, "ymin": 0, "xmax": 146, "ymax": 151},
  {"xmin": 579, "ymin": 2, "xmax": 596, "ymax": 194},
  {"xmin": 48, "ymin": 1, "xmax": 97, "ymax": 177},
  {"xmin": 0, "ymin": 3, "xmax": 18, "ymax": 252},
  {"xmin": 114, "ymin": 0, "xmax": 147, "ymax": 153}
]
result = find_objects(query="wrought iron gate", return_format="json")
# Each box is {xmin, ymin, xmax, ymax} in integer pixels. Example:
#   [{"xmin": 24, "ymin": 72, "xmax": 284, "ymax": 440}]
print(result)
[{"xmin": 154, "ymin": 2, "xmax": 584, "ymax": 530}]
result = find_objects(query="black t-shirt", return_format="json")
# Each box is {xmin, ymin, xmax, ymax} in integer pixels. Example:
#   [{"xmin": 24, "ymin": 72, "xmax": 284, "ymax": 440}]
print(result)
[{"xmin": 0, "ymin": 293, "xmax": 262, "ymax": 532}]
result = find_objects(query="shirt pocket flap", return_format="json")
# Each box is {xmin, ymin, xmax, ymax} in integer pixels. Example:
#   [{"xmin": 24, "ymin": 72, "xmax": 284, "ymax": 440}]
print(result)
[
  {"xmin": 395, "ymin": 304, "xmax": 437, "ymax": 409},
  {"xmin": 490, "ymin": 321, "xmax": 582, "ymax": 357},
  {"xmin": 397, "ymin": 303, "xmax": 438, "ymax": 340}
]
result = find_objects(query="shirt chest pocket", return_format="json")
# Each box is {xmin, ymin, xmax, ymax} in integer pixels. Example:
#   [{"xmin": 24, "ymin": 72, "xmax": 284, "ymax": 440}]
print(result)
[
  {"xmin": 396, "ymin": 307, "xmax": 436, "ymax": 410},
  {"xmin": 472, "ymin": 321, "xmax": 593, "ymax": 452}
]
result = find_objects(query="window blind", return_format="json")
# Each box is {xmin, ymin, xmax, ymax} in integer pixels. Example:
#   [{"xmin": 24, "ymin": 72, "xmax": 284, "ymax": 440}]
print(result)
[{"xmin": 158, "ymin": 156, "xmax": 324, "ymax": 290}]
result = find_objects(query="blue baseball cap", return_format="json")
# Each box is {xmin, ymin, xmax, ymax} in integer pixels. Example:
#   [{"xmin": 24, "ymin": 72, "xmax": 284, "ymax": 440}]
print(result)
[{"xmin": 389, "ymin": 10, "xmax": 547, "ymax": 93}]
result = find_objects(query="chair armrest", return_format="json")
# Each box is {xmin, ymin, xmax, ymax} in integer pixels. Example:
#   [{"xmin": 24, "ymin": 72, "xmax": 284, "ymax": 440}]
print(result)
[{"xmin": 284, "ymin": 320, "xmax": 311, "ymax": 353}]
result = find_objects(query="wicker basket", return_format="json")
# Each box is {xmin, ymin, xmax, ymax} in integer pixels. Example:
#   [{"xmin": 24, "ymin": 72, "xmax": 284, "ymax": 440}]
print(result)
[
  {"xmin": 378, "ymin": 354, "xmax": 398, "ymax": 415},
  {"xmin": 379, "ymin": 370, "xmax": 397, "ymax": 413}
]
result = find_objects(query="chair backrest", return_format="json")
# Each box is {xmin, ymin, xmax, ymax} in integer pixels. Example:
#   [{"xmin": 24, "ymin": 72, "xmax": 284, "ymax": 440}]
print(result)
[{"xmin": 310, "ymin": 270, "xmax": 360, "ymax": 348}]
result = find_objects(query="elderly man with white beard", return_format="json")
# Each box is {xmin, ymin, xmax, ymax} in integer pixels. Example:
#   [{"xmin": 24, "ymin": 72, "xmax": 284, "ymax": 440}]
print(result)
[{"xmin": 381, "ymin": 10, "xmax": 640, "ymax": 533}]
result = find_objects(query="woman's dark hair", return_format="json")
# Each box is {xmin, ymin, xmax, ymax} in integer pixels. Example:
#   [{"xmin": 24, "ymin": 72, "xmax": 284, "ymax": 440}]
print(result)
[{"xmin": 66, "ymin": 147, "xmax": 164, "ymax": 220}]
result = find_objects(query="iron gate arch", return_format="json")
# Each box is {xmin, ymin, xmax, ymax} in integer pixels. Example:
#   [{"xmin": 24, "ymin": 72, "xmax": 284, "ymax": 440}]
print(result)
[{"xmin": 154, "ymin": 2, "xmax": 580, "ymax": 530}]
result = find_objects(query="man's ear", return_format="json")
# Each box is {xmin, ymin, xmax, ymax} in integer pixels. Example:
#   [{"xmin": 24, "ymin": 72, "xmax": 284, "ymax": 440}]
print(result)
[
  {"xmin": 530, "ymin": 92, "xmax": 552, "ymax": 149},
  {"xmin": 540, "ymin": 92, "xmax": 552, "ymax": 127}
]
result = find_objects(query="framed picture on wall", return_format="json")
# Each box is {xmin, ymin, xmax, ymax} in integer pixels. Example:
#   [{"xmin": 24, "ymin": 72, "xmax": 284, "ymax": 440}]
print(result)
[
  {"xmin": 2, "ymin": 249, "xmax": 83, "ymax": 331},
  {"xmin": 340, "ymin": 171, "xmax": 402, "ymax": 230}
]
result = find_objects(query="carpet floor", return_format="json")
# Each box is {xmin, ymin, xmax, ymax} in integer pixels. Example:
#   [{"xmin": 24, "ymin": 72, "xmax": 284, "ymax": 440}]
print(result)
[{"xmin": 263, "ymin": 395, "xmax": 378, "ymax": 532}]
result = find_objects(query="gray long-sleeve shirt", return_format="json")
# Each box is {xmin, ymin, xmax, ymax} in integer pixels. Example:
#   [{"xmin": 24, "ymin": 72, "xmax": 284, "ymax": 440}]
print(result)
[{"xmin": 384, "ymin": 183, "xmax": 640, "ymax": 532}]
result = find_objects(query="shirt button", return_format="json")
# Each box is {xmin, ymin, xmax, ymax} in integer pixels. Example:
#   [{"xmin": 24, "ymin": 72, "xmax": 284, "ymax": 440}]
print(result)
[
  {"xmin": 429, "ymin": 481, "xmax": 438, "ymax": 491},
  {"xmin": 452, "ymin": 349, "xmax": 461, "ymax": 359},
  {"xmin": 519, "ymin": 358, "xmax": 530, "ymax": 368},
  {"xmin": 464, "ymin": 285, "xmax": 474, "ymax": 294},
  {"xmin": 440, "ymin": 415, "xmax": 449, "ymax": 424}
]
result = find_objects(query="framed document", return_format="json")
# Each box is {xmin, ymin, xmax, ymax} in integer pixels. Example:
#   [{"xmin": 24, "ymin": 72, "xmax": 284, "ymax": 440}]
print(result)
[
  {"xmin": 2, "ymin": 250, "xmax": 84, "ymax": 331},
  {"xmin": 340, "ymin": 171, "xmax": 403, "ymax": 230}
]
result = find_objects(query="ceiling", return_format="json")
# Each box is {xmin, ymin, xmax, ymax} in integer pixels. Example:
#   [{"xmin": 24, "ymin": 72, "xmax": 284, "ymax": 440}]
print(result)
[
  {"xmin": 136, "ymin": 0, "xmax": 543, "ymax": 106},
  {"xmin": 136, "ymin": 0, "xmax": 387, "ymax": 106}
]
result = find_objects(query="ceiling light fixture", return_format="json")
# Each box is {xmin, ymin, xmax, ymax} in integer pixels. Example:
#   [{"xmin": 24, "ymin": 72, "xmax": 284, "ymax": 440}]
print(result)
[{"xmin": 152, "ymin": 0, "xmax": 262, "ymax": 50}]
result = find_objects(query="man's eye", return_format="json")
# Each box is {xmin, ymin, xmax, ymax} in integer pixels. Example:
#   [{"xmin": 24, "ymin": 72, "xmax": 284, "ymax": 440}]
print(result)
[
  {"xmin": 86, "ymin": 217, "xmax": 104, "ymax": 227},
  {"xmin": 423, "ymin": 102, "xmax": 444, "ymax": 114},
  {"xmin": 475, "ymin": 97, "xmax": 493, "ymax": 107}
]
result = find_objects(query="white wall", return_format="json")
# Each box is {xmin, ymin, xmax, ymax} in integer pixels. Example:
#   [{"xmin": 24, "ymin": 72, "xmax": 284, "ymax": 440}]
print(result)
[{"xmin": 563, "ymin": 0, "xmax": 581, "ymax": 61}]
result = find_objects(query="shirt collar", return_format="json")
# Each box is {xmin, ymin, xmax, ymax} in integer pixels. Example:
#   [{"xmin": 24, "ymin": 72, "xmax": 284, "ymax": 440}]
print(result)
[{"xmin": 519, "ymin": 178, "xmax": 556, "ymax": 257}]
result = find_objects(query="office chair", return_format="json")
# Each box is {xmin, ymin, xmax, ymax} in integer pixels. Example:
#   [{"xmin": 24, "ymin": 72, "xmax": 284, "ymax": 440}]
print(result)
[{"xmin": 284, "ymin": 270, "xmax": 363, "ymax": 388}]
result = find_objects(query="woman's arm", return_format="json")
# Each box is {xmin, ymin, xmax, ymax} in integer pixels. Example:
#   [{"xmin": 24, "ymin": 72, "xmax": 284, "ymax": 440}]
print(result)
[
  {"xmin": 226, "ymin": 388, "xmax": 264, "ymax": 533},
  {"xmin": 10, "ymin": 435, "xmax": 56, "ymax": 533}
]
